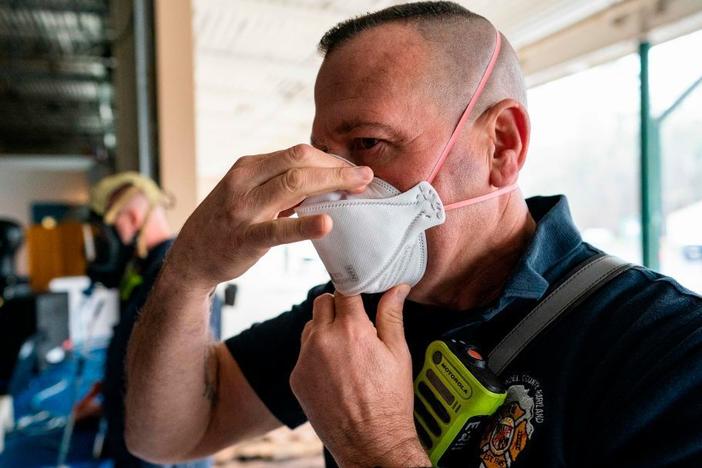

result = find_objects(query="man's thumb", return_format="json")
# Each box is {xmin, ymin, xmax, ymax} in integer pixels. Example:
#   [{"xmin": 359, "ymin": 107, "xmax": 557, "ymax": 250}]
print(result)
[{"xmin": 376, "ymin": 284, "xmax": 411, "ymax": 350}]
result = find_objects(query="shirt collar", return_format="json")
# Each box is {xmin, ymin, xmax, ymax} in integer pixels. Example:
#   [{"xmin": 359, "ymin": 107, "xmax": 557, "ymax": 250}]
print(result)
[
  {"xmin": 493, "ymin": 195, "xmax": 583, "ymax": 307},
  {"xmin": 367, "ymin": 195, "xmax": 583, "ymax": 323}
]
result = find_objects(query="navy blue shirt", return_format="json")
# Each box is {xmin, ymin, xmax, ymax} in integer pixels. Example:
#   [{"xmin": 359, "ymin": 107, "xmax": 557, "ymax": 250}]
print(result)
[{"xmin": 226, "ymin": 195, "xmax": 702, "ymax": 467}]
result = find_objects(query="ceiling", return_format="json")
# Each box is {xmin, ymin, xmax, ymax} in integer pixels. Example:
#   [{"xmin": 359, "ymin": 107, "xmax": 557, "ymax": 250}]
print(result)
[
  {"xmin": 0, "ymin": 0, "xmax": 114, "ymax": 159},
  {"xmin": 193, "ymin": 0, "xmax": 624, "ymax": 181},
  {"xmin": 0, "ymin": 0, "xmax": 693, "ymax": 180}
]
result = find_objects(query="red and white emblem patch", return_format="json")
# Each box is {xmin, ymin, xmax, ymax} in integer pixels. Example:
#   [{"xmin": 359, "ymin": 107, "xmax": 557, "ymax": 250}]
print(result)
[{"xmin": 478, "ymin": 375, "xmax": 543, "ymax": 468}]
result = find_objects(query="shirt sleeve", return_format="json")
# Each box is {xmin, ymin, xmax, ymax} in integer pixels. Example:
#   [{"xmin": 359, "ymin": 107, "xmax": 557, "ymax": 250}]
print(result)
[{"xmin": 224, "ymin": 282, "xmax": 333, "ymax": 428}]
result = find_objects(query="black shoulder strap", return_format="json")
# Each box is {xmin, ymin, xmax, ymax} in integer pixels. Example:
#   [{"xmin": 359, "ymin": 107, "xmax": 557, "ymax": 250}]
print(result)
[{"xmin": 487, "ymin": 254, "xmax": 632, "ymax": 376}]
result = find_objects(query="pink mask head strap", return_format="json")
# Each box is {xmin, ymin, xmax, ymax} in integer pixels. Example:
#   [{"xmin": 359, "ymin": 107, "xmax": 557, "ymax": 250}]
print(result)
[
  {"xmin": 427, "ymin": 28, "xmax": 502, "ymax": 184},
  {"xmin": 443, "ymin": 184, "xmax": 518, "ymax": 211}
]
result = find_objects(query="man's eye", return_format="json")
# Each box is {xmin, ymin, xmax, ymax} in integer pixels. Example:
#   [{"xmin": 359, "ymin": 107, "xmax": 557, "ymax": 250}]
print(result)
[{"xmin": 353, "ymin": 138, "xmax": 380, "ymax": 151}]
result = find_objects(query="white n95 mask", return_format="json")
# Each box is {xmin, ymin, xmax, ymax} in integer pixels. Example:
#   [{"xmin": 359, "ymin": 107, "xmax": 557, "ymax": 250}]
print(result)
[
  {"xmin": 295, "ymin": 28, "xmax": 517, "ymax": 295},
  {"xmin": 295, "ymin": 179, "xmax": 446, "ymax": 295}
]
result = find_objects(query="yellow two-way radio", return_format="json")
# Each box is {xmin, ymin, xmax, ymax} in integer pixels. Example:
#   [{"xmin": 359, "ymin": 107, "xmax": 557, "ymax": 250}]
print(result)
[{"xmin": 413, "ymin": 339, "xmax": 506, "ymax": 467}]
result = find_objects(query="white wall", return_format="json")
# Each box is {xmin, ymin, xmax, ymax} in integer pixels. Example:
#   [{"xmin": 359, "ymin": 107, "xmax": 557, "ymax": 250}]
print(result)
[{"xmin": 0, "ymin": 163, "xmax": 89, "ymax": 275}]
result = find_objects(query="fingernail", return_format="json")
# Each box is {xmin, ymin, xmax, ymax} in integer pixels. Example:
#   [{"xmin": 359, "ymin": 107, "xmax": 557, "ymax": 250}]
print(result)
[
  {"xmin": 301, "ymin": 214, "xmax": 332, "ymax": 238},
  {"xmin": 396, "ymin": 284, "xmax": 411, "ymax": 301},
  {"xmin": 351, "ymin": 166, "xmax": 373, "ymax": 182}
]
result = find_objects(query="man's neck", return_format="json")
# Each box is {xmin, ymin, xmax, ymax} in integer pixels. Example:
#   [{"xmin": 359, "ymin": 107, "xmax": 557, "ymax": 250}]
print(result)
[
  {"xmin": 409, "ymin": 196, "xmax": 536, "ymax": 310},
  {"xmin": 144, "ymin": 232, "xmax": 171, "ymax": 252},
  {"xmin": 139, "ymin": 207, "xmax": 172, "ymax": 252}
]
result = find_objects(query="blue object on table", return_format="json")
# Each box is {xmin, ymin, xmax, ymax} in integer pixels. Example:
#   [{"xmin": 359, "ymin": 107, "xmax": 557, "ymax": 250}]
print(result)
[{"xmin": 0, "ymin": 344, "xmax": 109, "ymax": 468}]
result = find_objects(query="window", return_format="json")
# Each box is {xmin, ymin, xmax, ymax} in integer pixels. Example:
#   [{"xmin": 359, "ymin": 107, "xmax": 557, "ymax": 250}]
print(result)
[
  {"xmin": 651, "ymin": 29, "xmax": 702, "ymax": 293},
  {"xmin": 521, "ymin": 54, "xmax": 642, "ymax": 264}
]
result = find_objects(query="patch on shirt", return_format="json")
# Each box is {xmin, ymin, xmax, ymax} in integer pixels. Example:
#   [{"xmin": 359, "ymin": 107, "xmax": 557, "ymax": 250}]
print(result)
[{"xmin": 478, "ymin": 374, "xmax": 544, "ymax": 468}]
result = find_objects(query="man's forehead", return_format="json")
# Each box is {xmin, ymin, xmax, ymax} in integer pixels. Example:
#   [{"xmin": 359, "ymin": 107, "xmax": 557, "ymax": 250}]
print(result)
[
  {"xmin": 311, "ymin": 23, "xmax": 446, "ymax": 146},
  {"xmin": 315, "ymin": 23, "xmax": 432, "ymax": 100}
]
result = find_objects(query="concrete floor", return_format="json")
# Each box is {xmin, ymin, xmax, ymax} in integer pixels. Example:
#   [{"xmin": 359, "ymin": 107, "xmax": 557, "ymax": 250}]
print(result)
[{"xmin": 213, "ymin": 424, "xmax": 324, "ymax": 468}]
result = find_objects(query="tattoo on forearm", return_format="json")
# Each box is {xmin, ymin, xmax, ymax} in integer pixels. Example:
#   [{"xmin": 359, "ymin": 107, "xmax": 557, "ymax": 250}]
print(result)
[{"xmin": 203, "ymin": 347, "xmax": 220, "ymax": 406}]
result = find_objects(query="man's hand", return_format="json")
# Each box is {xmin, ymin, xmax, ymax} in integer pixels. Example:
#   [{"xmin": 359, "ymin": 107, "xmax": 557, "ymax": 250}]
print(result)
[
  {"xmin": 290, "ymin": 286, "xmax": 431, "ymax": 468},
  {"xmin": 165, "ymin": 144, "xmax": 373, "ymax": 292}
]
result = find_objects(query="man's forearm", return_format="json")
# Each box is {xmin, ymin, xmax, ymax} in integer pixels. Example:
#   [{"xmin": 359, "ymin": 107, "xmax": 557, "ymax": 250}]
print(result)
[{"xmin": 125, "ymin": 260, "xmax": 216, "ymax": 462}]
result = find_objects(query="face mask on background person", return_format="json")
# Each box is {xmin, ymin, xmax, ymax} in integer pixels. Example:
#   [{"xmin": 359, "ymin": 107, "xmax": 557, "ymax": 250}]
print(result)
[
  {"xmin": 85, "ymin": 217, "xmax": 138, "ymax": 289},
  {"xmin": 296, "ymin": 28, "xmax": 517, "ymax": 295}
]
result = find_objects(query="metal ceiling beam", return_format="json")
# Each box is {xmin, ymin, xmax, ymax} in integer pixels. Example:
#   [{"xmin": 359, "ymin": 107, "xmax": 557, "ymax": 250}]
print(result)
[
  {"xmin": 0, "ymin": 131, "xmax": 105, "ymax": 141},
  {"xmin": 0, "ymin": 98, "xmax": 109, "ymax": 117},
  {"xmin": 0, "ymin": 136, "xmax": 105, "ymax": 157},
  {"xmin": 0, "ymin": 68, "xmax": 108, "ymax": 83},
  {"xmin": 0, "ymin": 42, "xmax": 109, "ymax": 62},
  {"xmin": 0, "ymin": 0, "xmax": 108, "ymax": 16},
  {"xmin": 0, "ymin": 29, "xmax": 107, "ymax": 42},
  {"xmin": 0, "ymin": 116, "xmax": 105, "ymax": 133},
  {"xmin": 0, "ymin": 139, "xmax": 105, "ymax": 157},
  {"xmin": 521, "ymin": 0, "xmax": 702, "ymax": 87},
  {"xmin": 0, "ymin": 61, "xmax": 108, "ymax": 81},
  {"xmin": 0, "ymin": 56, "xmax": 111, "ymax": 73},
  {"xmin": 1, "ymin": 81, "xmax": 110, "ymax": 102},
  {"xmin": 0, "ymin": 131, "xmax": 104, "ymax": 144},
  {"xmin": 0, "ymin": 54, "xmax": 113, "ymax": 66}
]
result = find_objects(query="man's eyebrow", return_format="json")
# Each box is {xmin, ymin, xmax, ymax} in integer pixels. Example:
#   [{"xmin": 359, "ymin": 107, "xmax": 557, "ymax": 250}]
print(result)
[
  {"xmin": 334, "ymin": 119, "xmax": 402, "ymax": 139},
  {"xmin": 310, "ymin": 119, "xmax": 405, "ymax": 148}
]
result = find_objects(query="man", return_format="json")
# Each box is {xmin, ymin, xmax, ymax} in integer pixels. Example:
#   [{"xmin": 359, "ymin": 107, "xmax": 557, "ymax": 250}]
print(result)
[
  {"xmin": 90, "ymin": 172, "xmax": 218, "ymax": 467},
  {"xmin": 125, "ymin": 3, "xmax": 702, "ymax": 467},
  {"xmin": 89, "ymin": 173, "xmax": 174, "ymax": 300}
]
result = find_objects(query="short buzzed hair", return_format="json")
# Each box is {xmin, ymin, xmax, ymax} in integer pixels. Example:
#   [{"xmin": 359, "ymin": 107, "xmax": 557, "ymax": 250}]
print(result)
[
  {"xmin": 319, "ymin": 1, "xmax": 477, "ymax": 56},
  {"xmin": 318, "ymin": 1, "xmax": 527, "ymax": 121}
]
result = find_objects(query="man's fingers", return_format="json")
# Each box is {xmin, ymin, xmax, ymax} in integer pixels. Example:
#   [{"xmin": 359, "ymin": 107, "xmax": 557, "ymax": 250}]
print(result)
[
  {"xmin": 247, "ymin": 144, "xmax": 353, "ymax": 186},
  {"xmin": 312, "ymin": 293, "xmax": 335, "ymax": 325},
  {"xmin": 254, "ymin": 165, "xmax": 373, "ymax": 215},
  {"xmin": 376, "ymin": 285, "xmax": 411, "ymax": 351},
  {"xmin": 243, "ymin": 215, "xmax": 332, "ymax": 249},
  {"xmin": 333, "ymin": 292, "xmax": 367, "ymax": 321},
  {"xmin": 301, "ymin": 320, "xmax": 314, "ymax": 343}
]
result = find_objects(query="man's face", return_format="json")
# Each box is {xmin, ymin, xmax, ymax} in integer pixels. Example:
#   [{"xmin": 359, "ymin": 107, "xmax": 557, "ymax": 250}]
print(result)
[
  {"xmin": 311, "ymin": 23, "xmax": 489, "ymax": 200},
  {"xmin": 112, "ymin": 208, "xmax": 137, "ymax": 245}
]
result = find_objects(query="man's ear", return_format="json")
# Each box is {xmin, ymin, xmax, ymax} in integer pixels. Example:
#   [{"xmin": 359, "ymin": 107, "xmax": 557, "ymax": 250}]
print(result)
[{"xmin": 482, "ymin": 99, "xmax": 530, "ymax": 187}]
